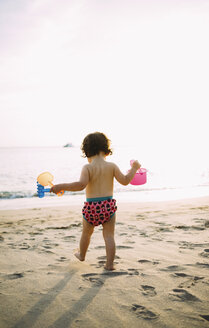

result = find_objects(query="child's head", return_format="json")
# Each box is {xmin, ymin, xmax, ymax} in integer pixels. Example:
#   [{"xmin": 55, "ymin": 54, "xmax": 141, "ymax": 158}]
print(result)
[{"xmin": 81, "ymin": 132, "xmax": 113, "ymax": 158}]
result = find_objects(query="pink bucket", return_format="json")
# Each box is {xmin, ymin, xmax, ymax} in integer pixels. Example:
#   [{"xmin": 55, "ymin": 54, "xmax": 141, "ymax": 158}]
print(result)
[
  {"xmin": 129, "ymin": 161, "xmax": 147, "ymax": 185},
  {"xmin": 130, "ymin": 168, "xmax": 147, "ymax": 185}
]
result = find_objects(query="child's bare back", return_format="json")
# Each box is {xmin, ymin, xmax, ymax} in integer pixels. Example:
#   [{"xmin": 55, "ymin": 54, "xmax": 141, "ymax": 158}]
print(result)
[{"xmin": 84, "ymin": 155, "xmax": 115, "ymax": 198}]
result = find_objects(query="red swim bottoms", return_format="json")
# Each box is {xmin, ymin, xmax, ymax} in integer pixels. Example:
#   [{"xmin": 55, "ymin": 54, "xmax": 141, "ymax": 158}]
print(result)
[{"xmin": 82, "ymin": 197, "xmax": 117, "ymax": 226}]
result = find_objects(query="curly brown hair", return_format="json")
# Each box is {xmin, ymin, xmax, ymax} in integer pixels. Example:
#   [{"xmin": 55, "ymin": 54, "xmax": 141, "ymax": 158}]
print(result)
[{"xmin": 81, "ymin": 132, "xmax": 113, "ymax": 158}]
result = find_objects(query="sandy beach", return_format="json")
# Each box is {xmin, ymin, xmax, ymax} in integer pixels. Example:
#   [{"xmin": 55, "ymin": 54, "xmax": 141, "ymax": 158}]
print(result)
[{"xmin": 0, "ymin": 197, "xmax": 209, "ymax": 328}]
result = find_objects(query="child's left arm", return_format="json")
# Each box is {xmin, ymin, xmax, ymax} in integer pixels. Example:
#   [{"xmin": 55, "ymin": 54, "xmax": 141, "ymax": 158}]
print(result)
[{"xmin": 50, "ymin": 165, "xmax": 89, "ymax": 194}]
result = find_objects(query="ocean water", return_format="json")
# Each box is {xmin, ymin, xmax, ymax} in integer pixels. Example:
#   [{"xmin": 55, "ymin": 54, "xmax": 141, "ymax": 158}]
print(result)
[{"xmin": 0, "ymin": 146, "xmax": 209, "ymax": 210}]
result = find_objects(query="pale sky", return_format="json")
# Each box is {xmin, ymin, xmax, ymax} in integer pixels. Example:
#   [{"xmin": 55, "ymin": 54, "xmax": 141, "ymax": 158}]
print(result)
[{"xmin": 0, "ymin": 0, "xmax": 209, "ymax": 153}]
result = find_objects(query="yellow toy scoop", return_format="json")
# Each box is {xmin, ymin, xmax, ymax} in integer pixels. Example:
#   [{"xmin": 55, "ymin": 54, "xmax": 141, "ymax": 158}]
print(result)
[
  {"xmin": 37, "ymin": 172, "xmax": 64, "ymax": 196},
  {"xmin": 37, "ymin": 172, "xmax": 54, "ymax": 186}
]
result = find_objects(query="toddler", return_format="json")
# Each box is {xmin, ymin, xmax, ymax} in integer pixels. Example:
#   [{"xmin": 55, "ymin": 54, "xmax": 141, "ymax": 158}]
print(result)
[{"xmin": 51, "ymin": 132, "xmax": 141, "ymax": 270}]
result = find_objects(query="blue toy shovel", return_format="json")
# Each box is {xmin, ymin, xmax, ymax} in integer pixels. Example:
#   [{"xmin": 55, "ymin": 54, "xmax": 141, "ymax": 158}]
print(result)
[
  {"xmin": 37, "ymin": 182, "xmax": 51, "ymax": 198},
  {"xmin": 37, "ymin": 172, "xmax": 64, "ymax": 198}
]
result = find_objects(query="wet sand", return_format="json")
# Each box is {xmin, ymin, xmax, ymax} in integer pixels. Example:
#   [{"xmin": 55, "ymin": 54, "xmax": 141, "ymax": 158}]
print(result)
[{"xmin": 0, "ymin": 197, "xmax": 209, "ymax": 328}]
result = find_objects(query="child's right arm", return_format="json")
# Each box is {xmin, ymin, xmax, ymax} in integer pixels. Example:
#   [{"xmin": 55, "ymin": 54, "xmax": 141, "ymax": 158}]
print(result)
[
  {"xmin": 50, "ymin": 165, "xmax": 89, "ymax": 194},
  {"xmin": 113, "ymin": 160, "xmax": 141, "ymax": 186}
]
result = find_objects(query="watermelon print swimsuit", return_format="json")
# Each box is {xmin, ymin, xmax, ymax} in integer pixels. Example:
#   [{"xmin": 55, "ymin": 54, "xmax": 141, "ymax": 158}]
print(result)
[{"xmin": 82, "ymin": 196, "xmax": 117, "ymax": 226}]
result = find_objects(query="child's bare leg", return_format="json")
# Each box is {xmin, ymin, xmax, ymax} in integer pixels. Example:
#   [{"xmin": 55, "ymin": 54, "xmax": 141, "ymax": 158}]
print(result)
[
  {"xmin": 75, "ymin": 218, "xmax": 94, "ymax": 261},
  {"xmin": 102, "ymin": 214, "xmax": 116, "ymax": 270}
]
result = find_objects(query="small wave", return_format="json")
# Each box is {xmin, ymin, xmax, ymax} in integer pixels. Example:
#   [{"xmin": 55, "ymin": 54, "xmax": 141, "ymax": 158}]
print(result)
[
  {"xmin": 0, "ymin": 190, "xmax": 85, "ymax": 200},
  {"xmin": 0, "ymin": 186, "xmax": 191, "ymax": 200},
  {"xmin": 0, "ymin": 191, "xmax": 37, "ymax": 199}
]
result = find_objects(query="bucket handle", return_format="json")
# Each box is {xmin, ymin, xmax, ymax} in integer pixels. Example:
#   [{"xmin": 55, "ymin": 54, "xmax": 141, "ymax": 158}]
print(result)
[{"xmin": 130, "ymin": 160, "xmax": 147, "ymax": 174}]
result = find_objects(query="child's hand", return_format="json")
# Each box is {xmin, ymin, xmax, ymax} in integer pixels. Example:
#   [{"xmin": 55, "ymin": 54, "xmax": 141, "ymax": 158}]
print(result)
[
  {"xmin": 50, "ymin": 184, "xmax": 62, "ymax": 194},
  {"xmin": 132, "ymin": 160, "xmax": 141, "ymax": 171}
]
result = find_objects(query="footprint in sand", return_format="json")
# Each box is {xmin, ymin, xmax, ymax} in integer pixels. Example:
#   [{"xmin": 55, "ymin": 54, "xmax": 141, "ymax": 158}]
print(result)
[
  {"xmin": 127, "ymin": 269, "xmax": 140, "ymax": 276},
  {"xmin": 95, "ymin": 245, "xmax": 133, "ymax": 250},
  {"xmin": 97, "ymin": 255, "xmax": 120, "ymax": 260},
  {"xmin": 138, "ymin": 259, "xmax": 159, "ymax": 265},
  {"xmin": 43, "ymin": 250, "xmax": 54, "ymax": 254},
  {"xmin": 156, "ymin": 226, "xmax": 172, "ymax": 233},
  {"xmin": 95, "ymin": 246, "xmax": 106, "ymax": 249},
  {"xmin": 7, "ymin": 242, "xmax": 16, "ymax": 249},
  {"xmin": 160, "ymin": 265, "xmax": 185, "ymax": 272},
  {"xmin": 175, "ymin": 224, "xmax": 206, "ymax": 231},
  {"xmin": 179, "ymin": 241, "xmax": 209, "ymax": 250},
  {"xmin": 91, "ymin": 255, "xmax": 121, "ymax": 268},
  {"xmin": 81, "ymin": 273, "xmax": 104, "ymax": 286},
  {"xmin": 131, "ymin": 304, "xmax": 159, "ymax": 320},
  {"xmin": 63, "ymin": 235, "xmax": 76, "ymax": 241},
  {"xmin": 195, "ymin": 262, "xmax": 209, "ymax": 269},
  {"xmin": 117, "ymin": 245, "xmax": 134, "ymax": 249},
  {"xmin": 42, "ymin": 245, "xmax": 53, "ymax": 249},
  {"xmin": 5, "ymin": 272, "xmax": 24, "ymax": 280},
  {"xmin": 136, "ymin": 214, "xmax": 145, "ymax": 220},
  {"xmin": 19, "ymin": 243, "xmax": 30, "ymax": 250},
  {"xmin": 29, "ymin": 231, "xmax": 43, "ymax": 236},
  {"xmin": 140, "ymin": 285, "xmax": 157, "ymax": 297},
  {"xmin": 91, "ymin": 260, "xmax": 106, "ymax": 268},
  {"xmin": 91, "ymin": 255, "xmax": 120, "ymax": 268},
  {"xmin": 200, "ymin": 249, "xmax": 209, "ymax": 258},
  {"xmin": 173, "ymin": 272, "xmax": 191, "ymax": 278},
  {"xmin": 138, "ymin": 259, "xmax": 151, "ymax": 264},
  {"xmin": 82, "ymin": 271, "xmax": 129, "ymax": 285},
  {"xmin": 173, "ymin": 273, "xmax": 204, "ymax": 288},
  {"xmin": 139, "ymin": 231, "xmax": 149, "ymax": 237},
  {"xmin": 125, "ymin": 240, "xmax": 136, "ymax": 244},
  {"xmin": 57, "ymin": 256, "xmax": 68, "ymax": 262},
  {"xmin": 69, "ymin": 223, "xmax": 82, "ymax": 228},
  {"xmin": 169, "ymin": 288, "xmax": 200, "ymax": 302},
  {"xmin": 97, "ymin": 260, "xmax": 107, "ymax": 266},
  {"xmin": 94, "ymin": 260, "xmax": 120, "ymax": 268}
]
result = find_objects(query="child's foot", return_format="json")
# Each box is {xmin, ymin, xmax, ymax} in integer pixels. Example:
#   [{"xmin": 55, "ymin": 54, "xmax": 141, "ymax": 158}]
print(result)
[
  {"xmin": 74, "ymin": 250, "xmax": 85, "ymax": 262},
  {"xmin": 104, "ymin": 264, "xmax": 116, "ymax": 271}
]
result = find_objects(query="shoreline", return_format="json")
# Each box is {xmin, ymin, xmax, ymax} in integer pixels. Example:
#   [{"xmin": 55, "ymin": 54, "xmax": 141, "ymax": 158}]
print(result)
[
  {"xmin": 0, "ymin": 194, "xmax": 209, "ymax": 214},
  {"xmin": 1, "ymin": 186, "xmax": 209, "ymax": 211}
]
